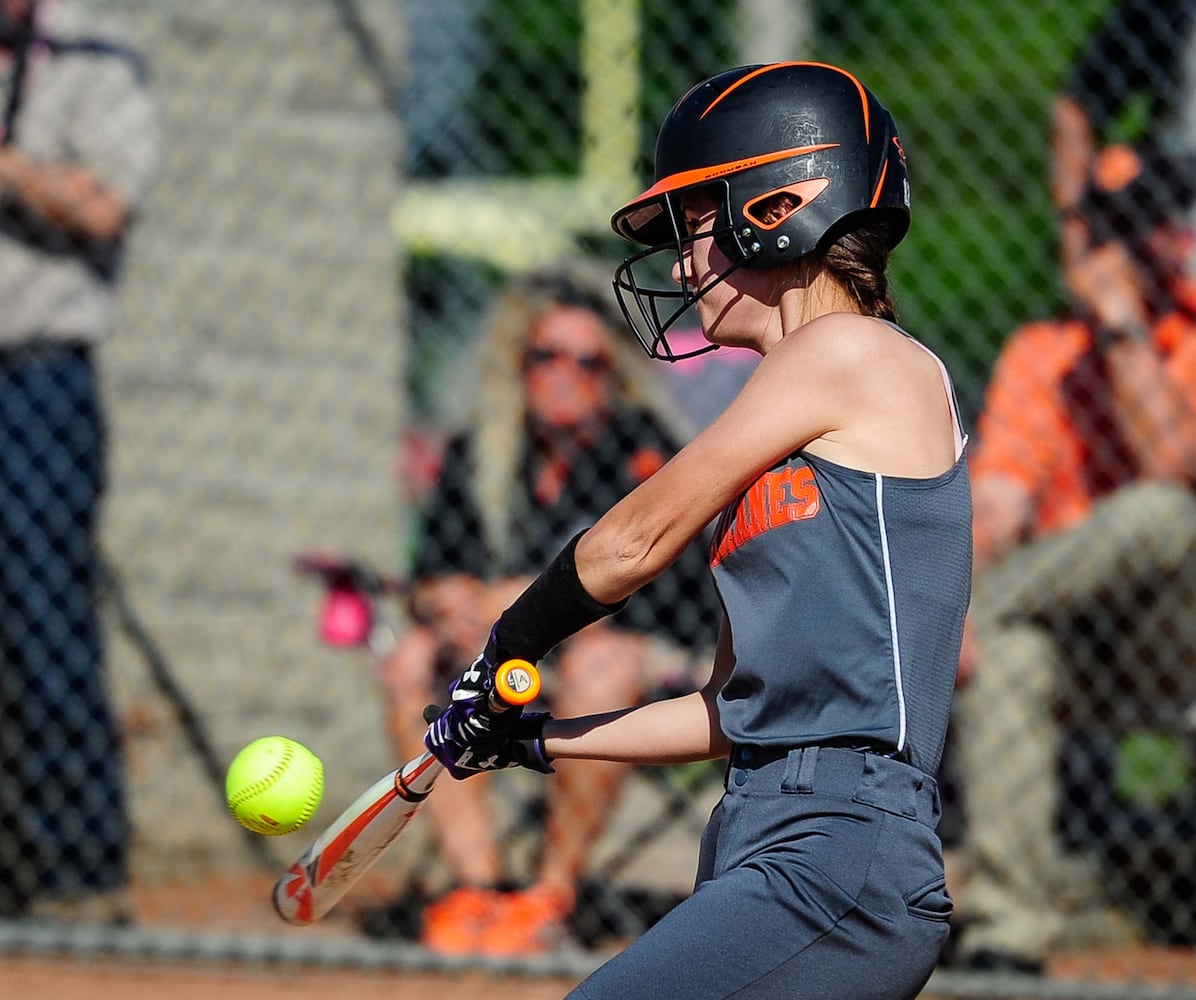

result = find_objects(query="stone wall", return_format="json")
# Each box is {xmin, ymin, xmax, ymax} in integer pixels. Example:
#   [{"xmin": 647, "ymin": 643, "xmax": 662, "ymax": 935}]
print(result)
[{"xmin": 90, "ymin": 0, "xmax": 406, "ymax": 877}]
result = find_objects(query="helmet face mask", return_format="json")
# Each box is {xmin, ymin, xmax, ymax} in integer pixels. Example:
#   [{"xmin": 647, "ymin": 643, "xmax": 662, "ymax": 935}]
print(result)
[
  {"xmin": 612, "ymin": 182, "xmax": 750, "ymax": 361},
  {"xmin": 611, "ymin": 61, "xmax": 911, "ymax": 361}
]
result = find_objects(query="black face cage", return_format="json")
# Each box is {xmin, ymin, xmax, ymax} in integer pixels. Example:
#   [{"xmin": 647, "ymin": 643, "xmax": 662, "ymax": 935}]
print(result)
[{"xmin": 611, "ymin": 186, "xmax": 751, "ymax": 362}]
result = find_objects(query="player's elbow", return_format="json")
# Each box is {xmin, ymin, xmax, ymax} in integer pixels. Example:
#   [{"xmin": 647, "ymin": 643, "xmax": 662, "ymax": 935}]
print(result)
[{"xmin": 576, "ymin": 518, "xmax": 661, "ymax": 604}]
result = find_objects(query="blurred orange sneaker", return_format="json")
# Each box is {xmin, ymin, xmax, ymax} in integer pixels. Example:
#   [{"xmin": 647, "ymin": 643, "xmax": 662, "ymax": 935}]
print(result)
[
  {"xmin": 481, "ymin": 885, "xmax": 573, "ymax": 956},
  {"xmin": 420, "ymin": 886, "xmax": 501, "ymax": 955}
]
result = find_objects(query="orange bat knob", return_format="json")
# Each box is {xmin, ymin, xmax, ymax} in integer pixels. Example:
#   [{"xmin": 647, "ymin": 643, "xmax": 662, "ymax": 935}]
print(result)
[{"xmin": 494, "ymin": 659, "xmax": 542, "ymax": 706}]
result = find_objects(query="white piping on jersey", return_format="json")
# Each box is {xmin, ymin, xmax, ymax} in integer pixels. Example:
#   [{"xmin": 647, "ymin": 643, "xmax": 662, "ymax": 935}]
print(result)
[{"xmin": 874, "ymin": 473, "xmax": 907, "ymax": 753}]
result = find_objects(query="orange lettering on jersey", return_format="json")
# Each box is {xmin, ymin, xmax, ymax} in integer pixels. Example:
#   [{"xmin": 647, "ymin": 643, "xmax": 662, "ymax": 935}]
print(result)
[{"xmin": 710, "ymin": 464, "xmax": 821, "ymax": 566}]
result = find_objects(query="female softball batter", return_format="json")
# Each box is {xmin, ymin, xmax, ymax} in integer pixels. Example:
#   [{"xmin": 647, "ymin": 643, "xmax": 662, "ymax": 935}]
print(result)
[{"xmin": 426, "ymin": 61, "xmax": 972, "ymax": 1000}]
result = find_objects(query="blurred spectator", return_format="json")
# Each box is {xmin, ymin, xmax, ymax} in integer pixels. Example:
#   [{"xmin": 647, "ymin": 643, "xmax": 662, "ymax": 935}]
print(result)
[
  {"xmin": 377, "ymin": 259, "xmax": 720, "ymax": 956},
  {"xmin": 656, "ymin": 326, "xmax": 758, "ymax": 432},
  {"xmin": 952, "ymin": 143, "xmax": 1196, "ymax": 972},
  {"xmin": 0, "ymin": 0, "xmax": 160, "ymax": 922},
  {"xmin": 1052, "ymin": 0, "xmax": 1196, "ymax": 268}
]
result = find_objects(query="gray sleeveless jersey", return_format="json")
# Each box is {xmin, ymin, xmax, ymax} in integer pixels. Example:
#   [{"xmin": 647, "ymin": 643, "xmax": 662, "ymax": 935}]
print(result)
[{"xmin": 710, "ymin": 446, "xmax": 972, "ymax": 776}]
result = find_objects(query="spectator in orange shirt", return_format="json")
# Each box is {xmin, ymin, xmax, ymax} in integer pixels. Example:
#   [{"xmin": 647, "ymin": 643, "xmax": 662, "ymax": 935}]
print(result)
[{"xmin": 952, "ymin": 144, "xmax": 1196, "ymax": 972}]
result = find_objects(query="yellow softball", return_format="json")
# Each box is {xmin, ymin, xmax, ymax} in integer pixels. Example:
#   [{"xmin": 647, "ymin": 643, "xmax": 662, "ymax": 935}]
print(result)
[{"xmin": 225, "ymin": 735, "xmax": 324, "ymax": 836}]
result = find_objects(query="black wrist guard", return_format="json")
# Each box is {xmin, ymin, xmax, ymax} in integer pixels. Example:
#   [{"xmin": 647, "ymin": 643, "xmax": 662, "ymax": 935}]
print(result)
[{"xmin": 487, "ymin": 531, "xmax": 626, "ymax": 665}]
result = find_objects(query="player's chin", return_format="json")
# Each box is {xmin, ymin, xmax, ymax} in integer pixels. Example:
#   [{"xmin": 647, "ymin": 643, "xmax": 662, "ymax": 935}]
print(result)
[{"xmin": 696, "ymin": 296, "xmax": 750, "ymax": 342}]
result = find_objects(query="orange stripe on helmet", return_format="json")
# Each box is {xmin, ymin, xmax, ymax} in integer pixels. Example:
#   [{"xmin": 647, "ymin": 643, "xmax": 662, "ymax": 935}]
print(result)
[
  {"xmin": 870, "ymin": 160, "xmax": 889, "ymax": 207},
  {"xmin": 700, "ymin": 61, "xmax": 872, "ymax": 141},
  {"xmin": 627, "ymin": 144, "xmax": 840, "ymax": 207}
]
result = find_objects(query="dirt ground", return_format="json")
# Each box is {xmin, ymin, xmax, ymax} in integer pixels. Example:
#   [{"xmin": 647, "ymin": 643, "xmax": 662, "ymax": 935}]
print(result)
[
  {"xmin": 3, "ymin": 867, "xmax": 1196, "ymax": 999},
  {"xmin": 6, "ymin": 947, "xmax": 1196, "ymax": 999},
  {"xmin": 0, "ymin": 959, "xmax": 584, "ymax": 1000},
  {"xmin": 5, "ymin": 946, "xmax": 1196, "ymax": 1000},
  {"xmin": 0, "ymin": 867, "xmax": 590, "ymax": 1000}
]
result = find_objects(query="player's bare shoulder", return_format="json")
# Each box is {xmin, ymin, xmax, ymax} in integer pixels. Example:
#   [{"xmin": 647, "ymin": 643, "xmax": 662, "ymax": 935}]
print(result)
[
  {"xmin": 769, "ymin": 312, "xmax": 905, "ymax": 385},
  {"xmin": 824, "ymin": 314, "xmax": 939, "ymax": 387},
  {"xmin": 775, "ymin": 314, "xmax": 954, "ymax": 474}
]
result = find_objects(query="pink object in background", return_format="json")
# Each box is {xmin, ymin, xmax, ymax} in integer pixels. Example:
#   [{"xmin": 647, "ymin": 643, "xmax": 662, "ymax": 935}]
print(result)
[
  {"xmin": 665, "ymin": 328, "xmax": 755, "ymax": 371},
  {"xmin": 319, "ymin": 583, "xmax": 374, "ymax": 647},
  {"xmin": 294, "ymin": 553, "xmax": 399, "ymax": 649}
]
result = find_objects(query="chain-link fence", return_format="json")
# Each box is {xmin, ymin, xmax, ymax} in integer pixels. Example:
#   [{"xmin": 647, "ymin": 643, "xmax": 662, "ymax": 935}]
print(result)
[{"xmin": 2, "ymin": 1, "xmax": 1196, "ymax": 997}]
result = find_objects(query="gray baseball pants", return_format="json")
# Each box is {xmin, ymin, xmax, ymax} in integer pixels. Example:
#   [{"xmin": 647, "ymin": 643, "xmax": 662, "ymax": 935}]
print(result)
[{"xmin": 569, "ymin": 746, "xmax": 950, "ymax": 1000}]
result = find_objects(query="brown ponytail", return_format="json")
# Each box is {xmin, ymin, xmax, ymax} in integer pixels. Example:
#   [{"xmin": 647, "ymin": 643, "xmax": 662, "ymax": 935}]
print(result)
[
  {"xmin": 817, "ymin": 220, "xmax": 900, "ymax": 322},
  {"xmin": 755, "ymin": 192, "xmax": 900, "ymax": 322}
]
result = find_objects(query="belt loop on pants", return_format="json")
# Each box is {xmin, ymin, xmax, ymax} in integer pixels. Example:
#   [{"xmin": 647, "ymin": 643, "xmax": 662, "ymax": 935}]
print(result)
[{"xmin": 781, "ymin": 745, "xmax": 818, "ymax": 793}]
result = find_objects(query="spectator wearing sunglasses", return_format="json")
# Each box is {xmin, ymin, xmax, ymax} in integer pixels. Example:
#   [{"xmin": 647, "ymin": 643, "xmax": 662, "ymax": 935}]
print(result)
[{"xmin": 376, "ymin": 259, "xmax": 721, "ymax": 957}]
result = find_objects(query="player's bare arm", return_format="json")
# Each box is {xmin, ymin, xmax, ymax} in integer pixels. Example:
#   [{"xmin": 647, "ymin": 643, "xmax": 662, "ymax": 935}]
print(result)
[{"xmin": 541, "ymin": 615, "xmax": 736, "ymax": 765}]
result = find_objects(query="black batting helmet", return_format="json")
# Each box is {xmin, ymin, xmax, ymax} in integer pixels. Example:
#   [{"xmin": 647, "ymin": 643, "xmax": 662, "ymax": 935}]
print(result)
[{"xmin": 611, "ymin": 62, "xmax": 911, "ymax": 360}]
